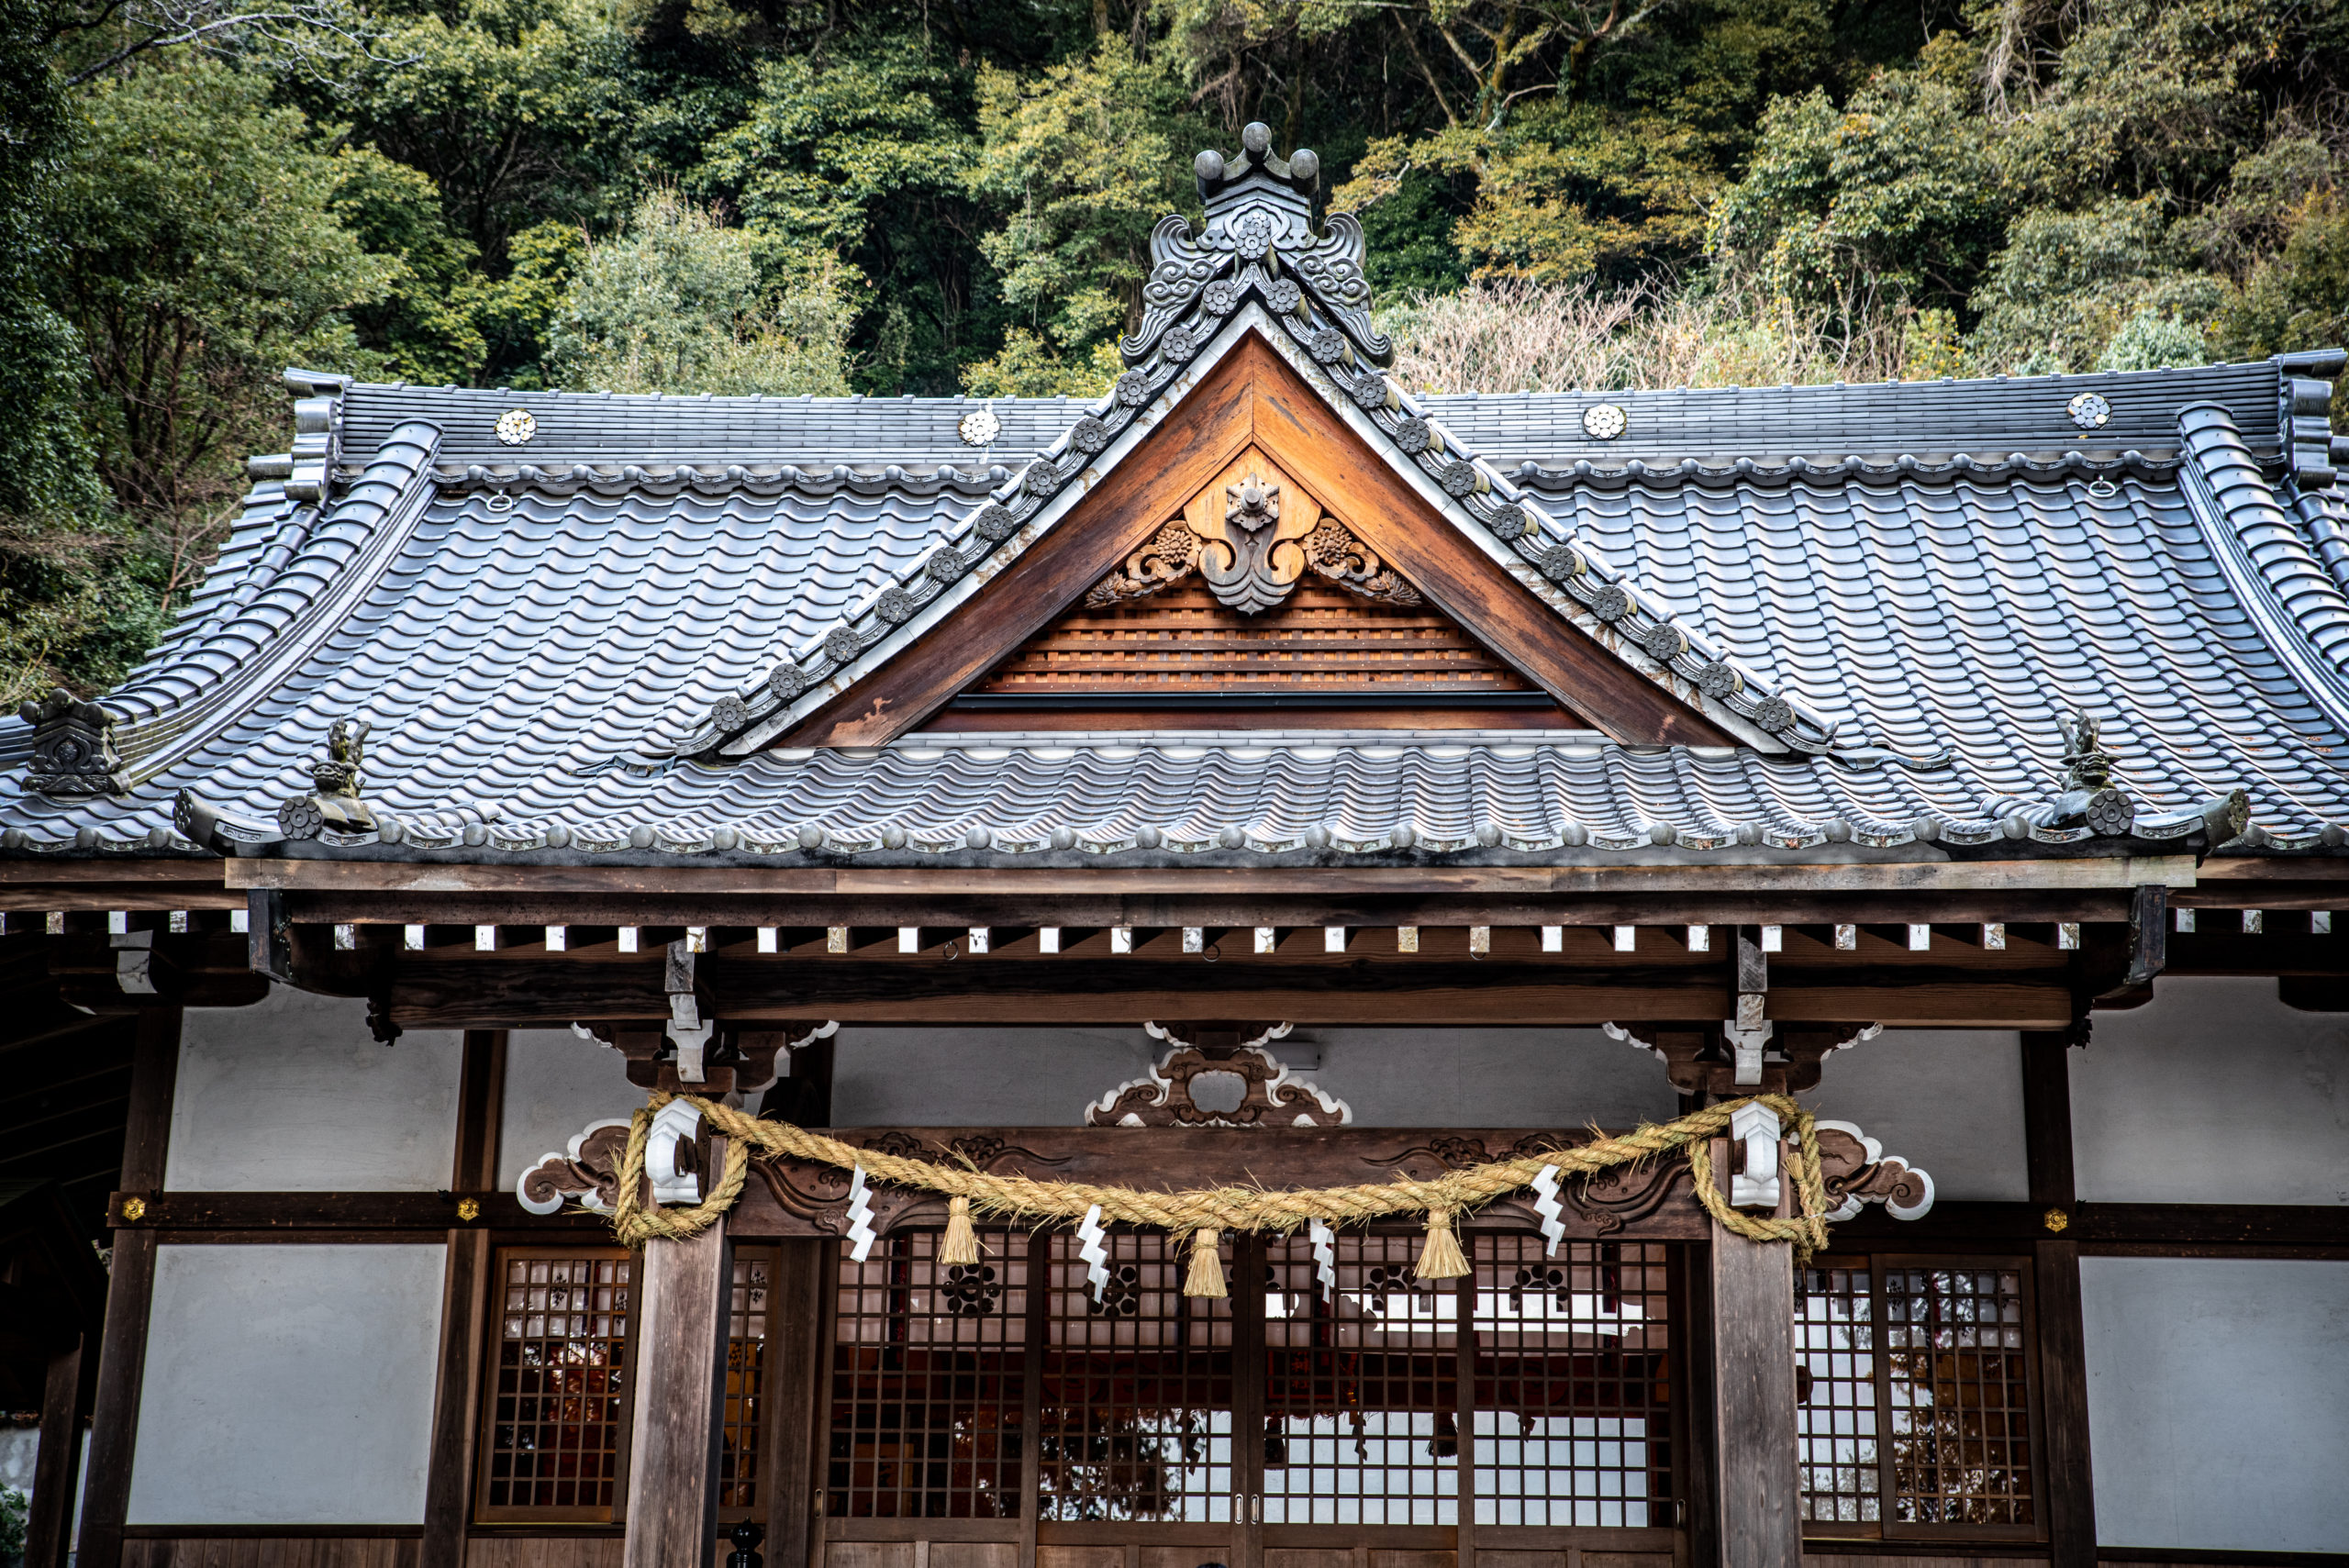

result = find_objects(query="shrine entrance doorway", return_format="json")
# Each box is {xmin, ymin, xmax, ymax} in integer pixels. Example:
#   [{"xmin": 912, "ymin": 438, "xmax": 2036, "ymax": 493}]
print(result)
[{"xmin": 817, "ymin": 1228, "xmax": 1692, "ymax": 1568}]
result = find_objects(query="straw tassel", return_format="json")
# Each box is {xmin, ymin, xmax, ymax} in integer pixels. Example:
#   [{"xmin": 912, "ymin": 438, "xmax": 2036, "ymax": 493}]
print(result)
[
  {"xmin": 1184, "ymin": 1227, "xmax": 1227, "ymax": 1297},
  {"xmin": 1416, "ymin": 1206, "xmax": 1469, "ymax": 1280},
  {"xmin": 940, "ymin": 1195, "xmax": 980, "ymax": 1266}
]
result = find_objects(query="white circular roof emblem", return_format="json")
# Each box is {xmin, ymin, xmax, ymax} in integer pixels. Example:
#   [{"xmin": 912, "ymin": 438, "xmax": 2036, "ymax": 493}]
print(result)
[
  {"xmin": 494, "ymin": 407, "xmax": 537, "ymax": 446},
  {"xmin": 1582, "ymin": 403, "xmax": 1627, "ymax": 440},
  {"xmin": 958, "ymin": 406, "xmax": 1002, "ymax": 446},
  {"xmin": 2067, "ymin": 392, "xmax": 2111, "ymax": 430}
]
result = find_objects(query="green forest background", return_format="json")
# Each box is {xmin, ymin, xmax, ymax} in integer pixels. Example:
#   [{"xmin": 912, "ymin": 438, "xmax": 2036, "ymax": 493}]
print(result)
[{"xmin": 5, "ymin": 0, "xmax": 2348, "ymax": 700}]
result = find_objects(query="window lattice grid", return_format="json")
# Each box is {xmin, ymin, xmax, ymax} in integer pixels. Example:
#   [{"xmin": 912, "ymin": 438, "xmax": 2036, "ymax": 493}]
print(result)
[
  {"xmin": 720, "ymin": 1250, "xmax": 771, "ymax": 1511},
  {"xmin": 828, "ymin": 1229, "xmax": 1028, "ymax": 1519},
  {"xmin": 1041, "ymin": 1230, "xmax": 1233, "ymax": 1522},
  {"xmin": 484, "ymin": 1250, "xmax": 631, "ymax": 1515},
  {"xmin": 1470, "ymin": 1234, "xmax": 1672, "ymax": 1528},
  {"xmin": 1797, "ymin": 1265, "xmax": 1881, "ymax": 1525},
  {"xmin": 1884, "ymin": 1265, "xmax": 2034, "ymax": 1526},
  {"xmin": 1261, "ymin": 1231, "xmax": 1458, "ymax": 1527}
]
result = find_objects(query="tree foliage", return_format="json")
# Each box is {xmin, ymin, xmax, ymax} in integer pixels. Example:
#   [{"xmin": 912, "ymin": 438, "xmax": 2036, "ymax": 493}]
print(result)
[{"xmin": 10, "ymin": 0, "xmax": 2349, "ymax": 696}]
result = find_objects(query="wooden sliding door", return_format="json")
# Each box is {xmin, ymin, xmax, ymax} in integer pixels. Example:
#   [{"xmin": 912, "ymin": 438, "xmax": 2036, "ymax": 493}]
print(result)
[{"xmin": 813, "ymin": 1231, "xmax": 1686, "ymax": 1568}]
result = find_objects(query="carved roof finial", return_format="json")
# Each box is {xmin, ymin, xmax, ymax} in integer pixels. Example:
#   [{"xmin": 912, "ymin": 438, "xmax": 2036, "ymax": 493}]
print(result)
[
  {"xmin": 20, "ymin": 686, "xmax": 126, "ymax": 797},
  {"xmin": 280, "ymin": 716, "xmax": 377, "ymax": 839},
  {"xmin": 1194, "ymin": 122, "xmax": 1319, "ymax": 211},
  {"xmin": 2055, "ymin": 711, "xmax": 2135, "ymax": 836},
  {"xmin": 2060, "ymin": 711, "xmax": 2115, "ymax": 791}
]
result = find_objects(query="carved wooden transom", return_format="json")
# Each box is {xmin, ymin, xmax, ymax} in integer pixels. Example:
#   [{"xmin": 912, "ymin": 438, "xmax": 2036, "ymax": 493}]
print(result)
[{"xmin": 1087, "ymin": 1030, "xmax": 1350, "ymax": 1128}]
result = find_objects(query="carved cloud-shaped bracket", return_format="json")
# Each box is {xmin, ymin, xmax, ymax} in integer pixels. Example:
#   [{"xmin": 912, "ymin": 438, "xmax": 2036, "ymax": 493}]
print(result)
[
  {"xmin": 1814, "ymin": 1119, "xmax": 1935, "ymax": 1220},
  {"xmin": 1090, "ymin": 1028, "xmax": 1350, "ymax": 1127}
]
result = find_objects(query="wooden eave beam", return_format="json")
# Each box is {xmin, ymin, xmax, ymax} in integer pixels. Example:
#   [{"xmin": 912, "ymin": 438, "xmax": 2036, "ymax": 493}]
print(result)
[{"xmin": 371, "ymin": 950, "xmax": 2079, "ymax": 1029}]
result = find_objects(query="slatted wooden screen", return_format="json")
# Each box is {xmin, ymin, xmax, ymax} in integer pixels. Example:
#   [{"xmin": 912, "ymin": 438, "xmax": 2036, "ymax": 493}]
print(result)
[
  {"xmin": 1796, "ymin": 1254, "xmax": 2042, "ymax": 1540},
  {"xmin": 965, "ymin": 583, "xmax": 1549, "ymax": 697},
  {"xmin": 477, "ymin": 1247, "xmax": 634, "ymax": 1522},
  {"xmin": 828, "ymin": 1227, "xmax": 1030, "ymax": 1518},
  {"xmin": 720, "ymin": 1246, "xmax": 775, "ymax": 1518},
  {"xmin": 1041, "ymin": 1230, "xmax": 1236, "ymax": 1522},
  {"xmin": 1470, "ymin": 1234, "xmax": 1675, "ymax": 1528},
  {"xmin": 1261, "ymin": 1231, "xmax": 1453, "ymax": 1526}
]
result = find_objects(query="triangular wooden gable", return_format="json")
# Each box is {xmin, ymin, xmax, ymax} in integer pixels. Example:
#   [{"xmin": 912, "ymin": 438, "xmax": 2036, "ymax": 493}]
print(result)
[
  {"xmin": 936, "ymin": 442, "xmax": 1579, "ymax": 731},
  {"xmin": 778, "ymin": 335, "xmax": 1731, "ymax": 748}
]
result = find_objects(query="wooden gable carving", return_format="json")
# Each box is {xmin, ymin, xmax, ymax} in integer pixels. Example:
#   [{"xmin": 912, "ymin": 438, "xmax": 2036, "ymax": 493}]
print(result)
[
  {"xmin": 940, "ymin": 446, "xmax": 1578, "ymax": 730},
  {"xmin": 778, "ymin": 335, "xmax": 1731, "ymax": 748}
]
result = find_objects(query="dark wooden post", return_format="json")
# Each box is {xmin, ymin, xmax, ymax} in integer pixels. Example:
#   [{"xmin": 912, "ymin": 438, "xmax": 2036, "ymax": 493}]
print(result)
[
  {"xmin": 26, "ymin": 1331, "xmax": 88, "ymax": 1568},
  {"xmin": 2022, "ymin": 1031, "xmax": 2096, "ymax": 1568},
  {"xmin": 623, "ymin": 1152, "xmax": 734, "ymax": 1568},
  {"xmin": 1707, "ymin": 1140, "xmax": 1801, "ymax": 1568},
  {"xmin": 76, "ymin": 1006, "xmax": 181, "ymax": 1568},
  {"xmin": 422, "ymin": 1029, "xmax": 506, "ymax": 1568},
  {"xmin": 759, "ymin": 1239, "xmax": 829, "ymax": 1568}
]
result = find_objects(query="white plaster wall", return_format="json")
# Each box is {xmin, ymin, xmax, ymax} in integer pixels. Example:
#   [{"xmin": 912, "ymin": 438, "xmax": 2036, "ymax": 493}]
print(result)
[
  {"xmin": 127, "ymin": 1243, "xmax": 445, "ymax": 1525},
  {"xmin": 1801, "ymin": 1030, "xmax": 2029, "ymax": 1201},
  {"xmin": 2082, "ymin": 1256, "xmax": 2349, "ymax": 1551},
  {"xmin": 497, "ymin": 1028, "xmax": 644, "ymax": 1188},
  {"xmin": 166, "ymin": 983, "xmax": 463, "ymax": 1192},
  {"xmin": 0, "ymin": 1426, "xmax": 34, "ymax": 1491},
  {"xmin": 2073, "ymin": 977, "xmax": 2349, "ymax": 1205},
  {"xmin": 829, "ymin": 1026, "xmax": 1677, "ymax": 1128}
]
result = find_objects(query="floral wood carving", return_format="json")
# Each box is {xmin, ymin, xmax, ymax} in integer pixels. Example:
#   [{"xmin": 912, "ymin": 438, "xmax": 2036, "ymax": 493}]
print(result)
[
  {"xmin": 1081, "ymin": 516, "xmax": 1416, "ymax": 611},
  {"xmin": 1088, "ymin": 1039, "xmax": 1350, "ymax": 1128},
  {"xmin": 515, "ymin": 1118, "xmax": 633, "ymax": 1214},
  {"xmin": 1085, "ymin": 523, "xmax": 1203, "ymax": 607},
  {"xmin": 1195, "ymin": 473, "xmax": 1314, "ymax": 614},
  {"xmin": 753, "ymin": 1131, "xmax": 1069, "ymax": 1238},
  {"xmin": 1366, "ymin": 1133, "xmax": 1684, "ymax": 1234},
  {"xmin": 1305, "ymin": 520, "xmax": 1419, "ymax": 605}
]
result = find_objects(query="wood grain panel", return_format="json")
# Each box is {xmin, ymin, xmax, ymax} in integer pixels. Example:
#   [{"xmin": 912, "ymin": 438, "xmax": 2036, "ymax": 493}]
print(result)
[
  {"xmin": 824, "ymin": 1545, "xmax": 915, "ymax": 1568},
  {"xmin": 967, "ymin": 582, "xmax": 1552, "ymax": 695},
  {"xmin": 1368, "ymin": 1551, "xmax": 1454, "ymax": 1568},
  {"xmin": 123, "ymin": 1541, "xmax": 426, "ymax": 1568},
  {"xmin": 1267, "ymin": 1551, "xmax": 1360, "ymax": 1568},
  {"xmin": 462, "ymin": 1538, "xmax": 625, "ymax": 1568},
  {"xmin": 1033, "ymin": 1550, "xmax": 1119, "ymax": 1568},
  {"xmin": 929, "ymin": 1546, "xmax": 1016, "ymax": 1568}
]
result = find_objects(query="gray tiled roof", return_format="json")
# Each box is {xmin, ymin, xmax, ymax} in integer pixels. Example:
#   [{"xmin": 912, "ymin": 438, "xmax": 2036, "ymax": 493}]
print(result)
[
  {"xmin": 2, "ymin": 295, "xmax": 2343, "ymax": 861},
  {"xmin": 329, "ymin": 361, "xmax": 2288, "ymax": 475}
]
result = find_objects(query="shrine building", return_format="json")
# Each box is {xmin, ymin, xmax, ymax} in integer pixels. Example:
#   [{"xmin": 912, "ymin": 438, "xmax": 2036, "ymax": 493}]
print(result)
[{"xmin": 0, "ymin": 127, "xmax": 2344, "ymax": 1568}]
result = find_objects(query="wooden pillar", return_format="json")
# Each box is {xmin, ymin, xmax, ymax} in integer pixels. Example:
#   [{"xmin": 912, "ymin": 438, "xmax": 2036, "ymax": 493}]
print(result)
[
  {"xmin": 2022, "ymin": 1031, "xmax": 2096, "ymax": 1568},
  {"xmin": 759, "ymin": 1239, "xmax": 829, "ymax": 1568},
  {"xmin": 76, "ymin": 1006, "xmax": 182, "ymax": 1568},
  {"xmin": 423, "ymin": 1029, "xmax": 507, "ymax": 1568},
  {"xmin": 1707, "ymin": 1142, "xmax": 1800, "ymax": 1568},
  {"xmin": 25, "ymin": 1332, "xmax": 88, "ymax": 1568},
  {"xmin": 623, "ymin": 1166, "xmax": 733, "ymax": 1568}
]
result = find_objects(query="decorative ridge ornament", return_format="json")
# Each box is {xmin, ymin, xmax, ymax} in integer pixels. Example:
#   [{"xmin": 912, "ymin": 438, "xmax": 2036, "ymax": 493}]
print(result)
[
  {"xmin": 20, "ymin": 687, "xmax": 126, "ymax": 796},
  {"xmin": 278, "ymin": 717, "xmax": 378, "ymax": 840},
  {"xmin": 2054, "ymin": 711, "xmax": 2136, "ymax": 836},
  {"xmin": 1119, "ymin": 121, "xmax": 1390, "ymax": 374}
]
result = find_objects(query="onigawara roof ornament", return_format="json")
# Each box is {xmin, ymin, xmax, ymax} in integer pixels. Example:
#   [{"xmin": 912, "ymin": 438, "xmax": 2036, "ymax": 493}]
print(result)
[
  {"xmin": 19, "ymin": 687, "xmax": 126, "ymax": 797},
  {"xmin": 278, "ymin": 717, "xmax": 377, "ymax": 840},
  {"xmin": 2054, "ymin": 712, "xmax": 2134, "ymax": 837}
]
